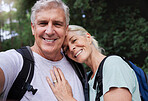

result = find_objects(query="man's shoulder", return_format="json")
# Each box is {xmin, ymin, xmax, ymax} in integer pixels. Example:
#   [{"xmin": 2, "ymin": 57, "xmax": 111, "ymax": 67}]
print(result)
[
  {"xmin": 0, "ymin": 49, "xmax": 22, "ymax": 58},
  {"xmin": 0, "ymin": 49, "xmax": 16, "ymax": 53}
]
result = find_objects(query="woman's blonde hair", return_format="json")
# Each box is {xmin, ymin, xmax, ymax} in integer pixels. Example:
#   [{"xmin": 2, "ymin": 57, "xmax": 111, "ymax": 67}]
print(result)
[{"xmin": 68, "ymin": 25, "xmax": 103, "ymax": 53}]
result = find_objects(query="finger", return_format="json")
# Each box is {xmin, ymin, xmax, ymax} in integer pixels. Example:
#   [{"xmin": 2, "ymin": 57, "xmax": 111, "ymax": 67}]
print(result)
[
  {"xmin": 57, "ymin": 68, "xmax": 66, "ymax": 81},
  {"xmin": 53, "ymin": 66, "xmax": 61, "ymax": 83},
  {"xmin": 46, "ymin": 77, "xmax": 55, "ymax": 91},
  {"xmin": 50, "ymin": 70, "xmax": 57, "ymax": 85}
]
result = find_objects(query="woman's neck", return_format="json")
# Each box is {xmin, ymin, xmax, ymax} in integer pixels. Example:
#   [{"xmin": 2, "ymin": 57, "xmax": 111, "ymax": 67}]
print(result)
[{"xmin": 85, "ymin": 46, "xmax": 106, "ymax": 78}]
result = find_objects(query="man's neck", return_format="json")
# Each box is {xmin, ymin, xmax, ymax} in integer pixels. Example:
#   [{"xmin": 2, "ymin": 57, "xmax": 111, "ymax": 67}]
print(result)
[{"xmin": 31, "ymin": 46, "xmax": 63, "ymax": 61}]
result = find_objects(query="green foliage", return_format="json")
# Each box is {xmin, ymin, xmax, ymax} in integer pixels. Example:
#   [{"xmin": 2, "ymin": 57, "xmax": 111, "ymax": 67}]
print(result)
[
  {"xmin": 0, "ymin": 8, "xmax": 34, "ymax": 50},
  {"xmin": 99, "ymin": 7, "xmax": 148, "ymax": 70},
  {"xmin": 17, "ymin": 13, "xmax": 34, "ymax": 46},
  {"xmin": 67, "ymin": 0, "xmax": 148, "ymax": 71},
  {"xmin": 0, "ymin": 0, "xmax": 148, "ymax": 72},
  {"xmin": 13, "ymin": 0, "xmax": 36, "ymax": 19}
]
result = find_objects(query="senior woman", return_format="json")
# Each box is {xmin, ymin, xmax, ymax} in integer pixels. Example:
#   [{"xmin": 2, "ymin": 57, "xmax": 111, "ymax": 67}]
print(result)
[{"xmin": 46, "ymin": 25, "xmax": 141, "ymax": 101}]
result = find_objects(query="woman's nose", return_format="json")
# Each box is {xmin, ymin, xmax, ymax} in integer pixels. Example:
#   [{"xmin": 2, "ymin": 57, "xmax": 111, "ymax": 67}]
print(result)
[{"xmin": 69, "ymin": 45, "xmax": 76, "ymax": 52}]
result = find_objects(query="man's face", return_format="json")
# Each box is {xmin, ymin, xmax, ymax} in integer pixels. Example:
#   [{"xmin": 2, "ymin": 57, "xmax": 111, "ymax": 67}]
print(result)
[{"xmin": 31, "ymin": 8, "xmax": 68, "ymax": 60}]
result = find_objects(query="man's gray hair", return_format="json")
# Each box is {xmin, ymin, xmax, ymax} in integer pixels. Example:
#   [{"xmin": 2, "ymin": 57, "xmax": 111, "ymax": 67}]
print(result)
[{"xmin": 31, "ymin": 0, "xmax": 70, "ymax": 26}]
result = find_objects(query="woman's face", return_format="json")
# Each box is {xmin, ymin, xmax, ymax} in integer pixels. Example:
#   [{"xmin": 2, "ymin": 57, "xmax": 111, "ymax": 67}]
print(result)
[{"xmin": 63, "ymin": 31, "xmax": 92, "ymax": 63}]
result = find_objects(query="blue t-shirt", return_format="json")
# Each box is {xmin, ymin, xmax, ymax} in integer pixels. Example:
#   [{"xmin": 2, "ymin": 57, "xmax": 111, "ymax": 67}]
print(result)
[{"xmin": 88, "ymin": 56, "xmax": 141, "ymax": 101}]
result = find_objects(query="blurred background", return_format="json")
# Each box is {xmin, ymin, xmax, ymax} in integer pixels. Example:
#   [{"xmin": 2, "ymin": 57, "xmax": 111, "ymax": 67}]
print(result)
[{"xmin": 0, "ymin": 0, "xmax": 148, "ymax": 73}]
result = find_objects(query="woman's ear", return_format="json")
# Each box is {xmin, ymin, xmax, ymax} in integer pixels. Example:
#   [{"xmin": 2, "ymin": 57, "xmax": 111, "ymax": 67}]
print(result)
[{"xmin": 86, "ymin": 33, "xmax": 92, "ymax": 44}]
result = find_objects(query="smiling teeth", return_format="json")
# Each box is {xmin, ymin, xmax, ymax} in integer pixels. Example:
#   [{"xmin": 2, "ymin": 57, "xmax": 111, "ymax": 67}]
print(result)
[
  {"xmin": 75, "ymin": 50, "xmax": 82, "ymax": 57},
  {"xmin": 45, "ymin": 39, "xmax": 54, "ymax": 42}
]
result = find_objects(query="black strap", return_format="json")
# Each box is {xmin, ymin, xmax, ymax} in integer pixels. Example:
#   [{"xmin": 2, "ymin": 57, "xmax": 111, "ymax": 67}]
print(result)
[
  {"xmin": 92, "ymin": 55, "xmax": 148, "ymax": 101},
  {"xmin": 66, "ymin": 55, "xmax": 89, "ymax": 101},
  {"xmin": 7, "ymin": 46, "xmax": 37, "ymax": 100},
  {"xmin": 93, "ymin": 56, "xmax": 108, "ymax": 101}
]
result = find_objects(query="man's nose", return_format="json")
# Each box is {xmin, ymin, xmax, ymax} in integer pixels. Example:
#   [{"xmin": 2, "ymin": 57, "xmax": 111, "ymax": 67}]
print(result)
[{"xmin": 45, "ymin": 24, "xmax": 54, "ymax": 35}]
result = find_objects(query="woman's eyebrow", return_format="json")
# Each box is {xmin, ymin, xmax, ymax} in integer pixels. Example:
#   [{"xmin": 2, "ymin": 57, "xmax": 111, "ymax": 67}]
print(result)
[{"xmin": 69, "ymin": 36, "xmax": 74, "ymax": 41}]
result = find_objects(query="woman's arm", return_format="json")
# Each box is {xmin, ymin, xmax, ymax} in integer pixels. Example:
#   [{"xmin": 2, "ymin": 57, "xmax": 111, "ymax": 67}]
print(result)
[
  {"xmin": 104, "ymin": 87, "xmax": 132, "ymax": 101},
  {"xmin": 46, "ymin": 67, "xmax": 76, "ymax": 101}
]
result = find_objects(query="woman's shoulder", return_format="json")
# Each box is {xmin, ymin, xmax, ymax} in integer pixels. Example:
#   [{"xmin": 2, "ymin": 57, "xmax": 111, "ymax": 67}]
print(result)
[
  {"xmin": 103, "ymin": 55, "xmax": 131, "ymax": 71},
  {"xmin": 105, "ymin": 55, "xmax": 124, "ymax": 64}
]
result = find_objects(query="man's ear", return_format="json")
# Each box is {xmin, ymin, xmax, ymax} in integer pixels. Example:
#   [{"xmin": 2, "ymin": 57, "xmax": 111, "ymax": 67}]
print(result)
[
  {"xmin": 31, "ymin": 23, "xmax": 35, "ymax": 35},
  {"xmin": 65, "ymin": 25, "xmax": 69, "ymax": 36}
]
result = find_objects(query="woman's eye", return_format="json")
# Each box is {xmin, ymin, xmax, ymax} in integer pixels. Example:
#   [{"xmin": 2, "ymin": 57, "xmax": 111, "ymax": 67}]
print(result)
[
  {"xmin": 72, "ymin": 39, "xmax": 77, "ymax": 43},
  {"xmin": 63, "ymin": 46, "xmax": 69, "ymax": 54}
]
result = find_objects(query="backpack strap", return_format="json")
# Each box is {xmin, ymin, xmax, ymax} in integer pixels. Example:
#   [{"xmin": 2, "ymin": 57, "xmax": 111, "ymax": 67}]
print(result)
[
  {"xmin": 65, "ymin": 55, "xmax": 89, "ymax": 101},
  {"xmin": 7, "ymin": 46, "xmax": 37, "ymax": 100},
  {"xmin": 120, "ymin": 56, "xmax": 148, "ymax": 85},
  {"xmin": 93, "ymin": 56, "xmax": 108, "ymax": 101},
  {"xmin": 119, "ymin": 56, "xmax": 148, "ymax": 101},
  {"xmin": 93, "ymin": 55, "xmax": 148, "ymax": 101}
]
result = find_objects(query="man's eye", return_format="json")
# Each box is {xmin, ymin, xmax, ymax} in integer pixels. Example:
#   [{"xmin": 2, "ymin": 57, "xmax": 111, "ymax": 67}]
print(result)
[
  {"xmin": 55, "ymin": 23, "xmax": 62, "ymax": 27},
  {"xmin": 54, "ymin": 21, "xmax": 63, "ymax": 27},
  {"xmin": 38, "ymin": 22, "xmax": 47, "ymax": 26}
]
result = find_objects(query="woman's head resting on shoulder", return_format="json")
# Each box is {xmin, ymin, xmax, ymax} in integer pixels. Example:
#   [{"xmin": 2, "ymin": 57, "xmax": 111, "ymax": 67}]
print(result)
[{"xmin": 62, "ymin": 25, "xmax": 103, "ymax": 63}]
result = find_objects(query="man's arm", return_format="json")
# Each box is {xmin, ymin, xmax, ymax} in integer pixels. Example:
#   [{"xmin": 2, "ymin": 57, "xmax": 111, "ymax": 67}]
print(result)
[
  {"xmin": 0, "ymin": 68, "xmax": 5, "ymax": 94},
  {"xmin": 104, "ymin": 87, "xmax": 132, "ymax": 101}
]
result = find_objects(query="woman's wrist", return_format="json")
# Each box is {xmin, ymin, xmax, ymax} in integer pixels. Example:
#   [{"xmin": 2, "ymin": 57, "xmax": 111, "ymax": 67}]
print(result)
[{"xmin": 62, "ymin": 96, "xmax": 77, "ymax": 101}]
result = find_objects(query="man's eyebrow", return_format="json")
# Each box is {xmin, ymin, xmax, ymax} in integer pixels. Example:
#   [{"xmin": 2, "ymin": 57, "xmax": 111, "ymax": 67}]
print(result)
[
  {"xmin": 37, "ymin": 20, "xmax": 47, "ymax": 23},
  {"xmin": 54, "ymin": 20, "xmax": 64, "ymax": 24}
]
